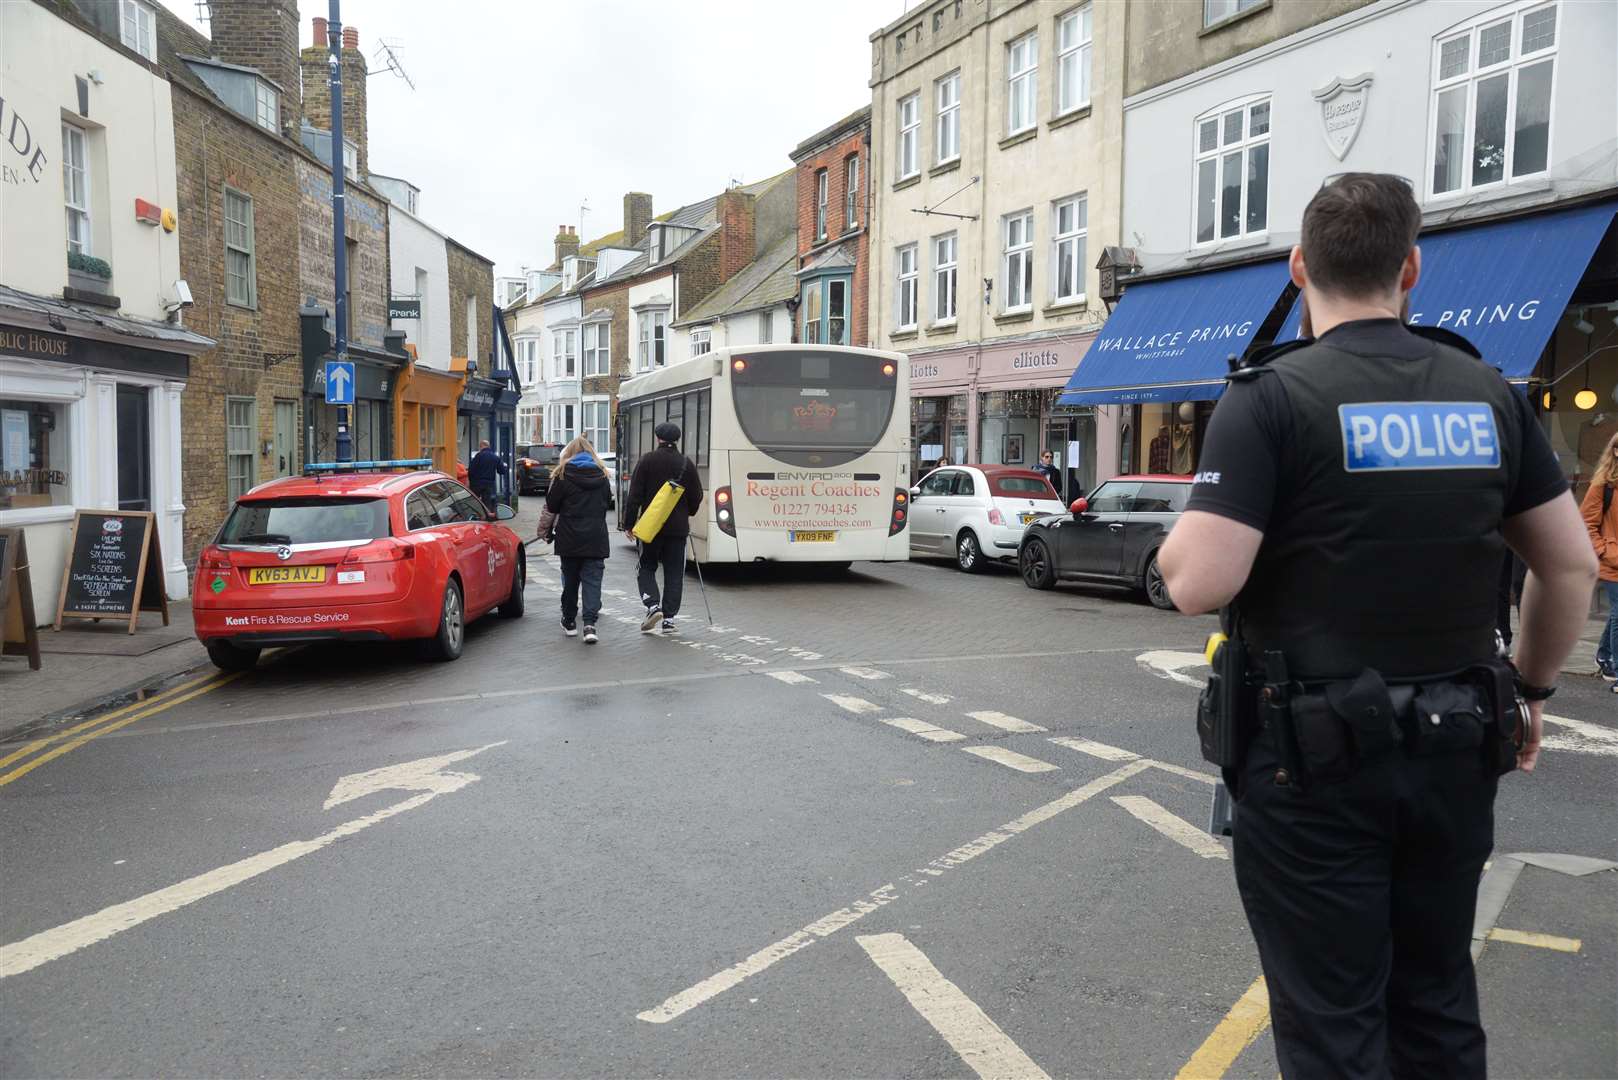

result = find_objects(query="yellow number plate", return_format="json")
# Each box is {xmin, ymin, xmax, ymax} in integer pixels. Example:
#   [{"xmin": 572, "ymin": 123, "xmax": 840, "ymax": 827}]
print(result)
[
  {"xmin": 1020, "ymin": 513, "xmax": 1039, "ymax": 524},
  {"xmin": 790, "ymin": 530, "xmax": 837, "ymax": 543},
  {"xmin": 247, "ymin": 566, "xmax": 327, "ymax": 585}
]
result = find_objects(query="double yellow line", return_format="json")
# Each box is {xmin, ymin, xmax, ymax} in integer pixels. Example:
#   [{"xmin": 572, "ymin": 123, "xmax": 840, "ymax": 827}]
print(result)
[{"xmin": 0, "ymin": 669, "xmax": 241, "ymax": 788}]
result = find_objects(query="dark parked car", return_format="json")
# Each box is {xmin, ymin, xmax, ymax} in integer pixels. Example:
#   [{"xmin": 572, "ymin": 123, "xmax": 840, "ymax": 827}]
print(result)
[
  {"xmin": 516, "ymin": 443, "xmax": 563, "ymax": 496},
  {"xmin": 1016, "ymin": 474, "xmax": 1191, "ymax": 610}
]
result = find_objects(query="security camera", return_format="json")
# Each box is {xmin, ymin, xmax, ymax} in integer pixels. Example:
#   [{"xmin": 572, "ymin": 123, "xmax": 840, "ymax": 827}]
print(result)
[{"xmin": 174, "ymin": 280, "xmax": 194, "ymax": 307}]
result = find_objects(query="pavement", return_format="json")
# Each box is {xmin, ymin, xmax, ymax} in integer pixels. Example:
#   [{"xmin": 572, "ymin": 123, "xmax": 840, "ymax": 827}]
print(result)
[{"xmin": 1, "ymin": 526, "xmax": 1614, "ymax": 1078}]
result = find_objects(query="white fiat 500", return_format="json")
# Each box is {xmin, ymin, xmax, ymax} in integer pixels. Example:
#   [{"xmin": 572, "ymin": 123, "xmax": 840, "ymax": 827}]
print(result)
[{"xmin": 908, "ymin": 465, "xmax": 1066, "ymax": 572}]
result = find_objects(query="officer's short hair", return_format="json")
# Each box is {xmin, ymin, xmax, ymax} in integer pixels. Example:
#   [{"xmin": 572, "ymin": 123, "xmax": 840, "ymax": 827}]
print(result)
[{"xmin": 1300, "ymin": 173, "xmax": 1421, "ymax": 298}]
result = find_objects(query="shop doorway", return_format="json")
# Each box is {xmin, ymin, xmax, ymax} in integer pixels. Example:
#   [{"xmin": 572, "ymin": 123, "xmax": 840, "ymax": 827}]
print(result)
[
  {"xmin": 1044, "ymin": 409, "xmax": 1096, "ymax": 504},
  {"xmin": 273, "ymin": 399, "xmax": 297, "ymax": 477},
  {"xmin": 115, "ymin": 385, "xmax": 151, "ymax": 511}
]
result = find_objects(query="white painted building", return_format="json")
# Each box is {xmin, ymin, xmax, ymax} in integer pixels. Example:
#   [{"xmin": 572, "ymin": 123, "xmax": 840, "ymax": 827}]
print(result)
[
  {"xmin": 504, "ymin": 267, "xmax": 561, "ymax": 443},
  {"xmin": 1, "ymin": 0, "xmax": 213, "ymax": 623},
  {"xmin": 1079, "ymin": 0, "xmax": 1618, "ymax": 484},
  {"xmin": 382, "ymin": 202, "xmax": 452, "ymax": 370},
  {"xmin": 540, "ymin": 256, "xmax": 588, "ymax": 443}
]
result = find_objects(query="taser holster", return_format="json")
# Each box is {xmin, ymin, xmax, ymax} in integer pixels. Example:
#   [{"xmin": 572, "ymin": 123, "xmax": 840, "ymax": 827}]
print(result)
[{"xmin": 1196, "ymin": 607, "xmax": 1249, "ymax": 769}]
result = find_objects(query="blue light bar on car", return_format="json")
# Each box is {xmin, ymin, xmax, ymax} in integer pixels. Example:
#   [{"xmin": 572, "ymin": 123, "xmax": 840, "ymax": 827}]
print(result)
[{"xmin": 302, "ymin": 458, "xmax": 434, "ymax": 474}]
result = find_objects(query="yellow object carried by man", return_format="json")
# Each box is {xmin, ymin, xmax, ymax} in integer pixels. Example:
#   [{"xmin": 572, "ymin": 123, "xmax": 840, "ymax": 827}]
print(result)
[{"xmin": 632, "ymin": 481, "xmax": 686, "ymax": 543}]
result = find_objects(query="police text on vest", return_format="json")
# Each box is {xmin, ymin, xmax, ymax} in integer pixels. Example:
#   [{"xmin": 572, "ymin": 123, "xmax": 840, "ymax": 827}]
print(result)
[{"xmin": 1338, "ymin": 402, "xmax": 1500, "ymax": 472}]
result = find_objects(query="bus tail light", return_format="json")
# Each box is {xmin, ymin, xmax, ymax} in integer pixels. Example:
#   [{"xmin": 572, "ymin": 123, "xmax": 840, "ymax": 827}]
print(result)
[
  {"xmin": 881, "ymin": 362, "xmax": 896, "ymax": 377},
  {"xmin": 732, "ymin": 358, "xmax": 748, "ymax": 374},
  {"xmin": 715, "ymin": 486, "xmax": 736, "ymax": 537},
  {"xmin": 890, "ymin": 489, "xmax": 909, "ymax": 536}
]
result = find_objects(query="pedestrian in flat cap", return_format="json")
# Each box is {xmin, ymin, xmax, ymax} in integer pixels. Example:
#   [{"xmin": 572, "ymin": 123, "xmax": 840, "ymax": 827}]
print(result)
[{"xmin": 623, "ymin": 422, "xmax": 703, "ymax": 634}]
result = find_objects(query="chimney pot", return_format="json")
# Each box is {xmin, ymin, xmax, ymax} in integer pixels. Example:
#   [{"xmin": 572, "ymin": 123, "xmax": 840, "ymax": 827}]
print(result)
[
  {"xmin": 343, "ymin": 26, "xmax": 359, "ymax": 50},
  {"xmin": 312, "ymin": 16, "xmax": 327, "ymax": 47}
]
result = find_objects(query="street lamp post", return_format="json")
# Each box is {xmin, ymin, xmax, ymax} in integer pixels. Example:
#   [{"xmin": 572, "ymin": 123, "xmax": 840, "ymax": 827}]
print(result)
[{"xmin": 328, "ymin": 0, "xmax": 352, "ymax": 463}]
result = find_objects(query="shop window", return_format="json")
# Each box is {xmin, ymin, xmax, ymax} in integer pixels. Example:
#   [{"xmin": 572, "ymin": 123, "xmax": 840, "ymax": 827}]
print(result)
[
  {"xmin": 896, "ymin": 246, "xmax": 919, "ymax": 330},
  {"xmin": 1052, "ymin": 194, "xmax": 1087, "ymax": 303},
  {"xmin": 1056, "ymin": 5, "xmax": 1092, "ymax": 116},
  {"xmin": 62, "ymin": 124, "xmax": 92, "ymax": 256},
  {"xmin": 1007, "ymin": 31, "xmax": 1038, "ymax": 135},
  {"xmin": 978, "ymin": 390, "xmax": 1042, "ymax": 466},
  {"xmin": 1429, "ymin": 2, "xmax": 1556, "ymax": 197},
  {"xmin": 0, "ymin": 400, "xmax": 72, "ymax": 511},
  {"xmin": 898, "ymin": 93, "xmax": 920, "ymax": 179},
  {"xmin": 1003, "ymin": 211, "xmax": 1033, "ymax": 312},
  {"xmin": 1138, "ymin": 401, "xmax": 1210, "ymax": 475},
  {"xmin": 1194, "ymin": 97, "xmax": 1270, "ymax": 245},
  {"xmin": 935, "ymin": 70, "xmax": 961, "ymax": 164},
  {"xmin": 420, "ymin": 405, "xmax": 447, "ymax": 472},
  {"xmin": 224, "ymin": 187, "xmax": 257, "ymax": 308},
  {"xmin": 226, "ymin": 397, "xmax": 257, "ymax": 500},
  {"xmin": 933, "ymin": 232, "xmax": 958, "ymax": 324}
]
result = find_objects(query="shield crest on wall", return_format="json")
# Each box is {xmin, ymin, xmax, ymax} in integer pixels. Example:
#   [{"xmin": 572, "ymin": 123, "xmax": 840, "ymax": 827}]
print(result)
[{"xmin": 1313, "ymin": 73, "xmax": 1373, "ymax": 161}]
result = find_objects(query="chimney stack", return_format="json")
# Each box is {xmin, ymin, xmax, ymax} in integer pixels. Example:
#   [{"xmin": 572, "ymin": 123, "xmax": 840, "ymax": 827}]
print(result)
[
  {"xmin": 623, "ymin": 192, "xmax": 653, "ymax": 249},
  {"xmin": 206, "ymin": 0, "xmax": 302, "ymax": 133},
  {"xmin": 717, "ymin": 189, "xmax": 757, "ymax": 281},
  {"xmin": 299, "ymin": 18, "xmax": 369, "ymax": 178},
  {"xmin": 555, "ymin": 226, "xmax": 581, "ymax": 264}
]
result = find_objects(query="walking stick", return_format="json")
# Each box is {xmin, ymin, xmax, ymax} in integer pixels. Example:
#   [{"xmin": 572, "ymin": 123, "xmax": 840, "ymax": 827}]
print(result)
[{"xmin": 688, "ymin": 534, "xmax": 714, "ymax": 626}]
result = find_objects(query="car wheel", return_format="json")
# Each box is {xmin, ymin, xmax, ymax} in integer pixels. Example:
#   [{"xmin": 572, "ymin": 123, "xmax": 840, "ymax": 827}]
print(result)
[
  {"xmin": 1144, "ymin": 553, "xmax": 1175, "ymax": 610},
  {"xmin": 956, "ymin": 531, "xmax": 983, "ymax": 573},
  {"xmin": 499, "ymin": 551, "xmax": 526, "ymax": 618},
  {"xmin": 205, "ymin": 640, "xmax": 260, "ymax": 673},
  {"xmin": 424, "ymin": 579, "xmax": 465, "ymax": 661},
  {"xmin": 1020, "ymin": 537, "xmax": 1056, "ymax": 590}
]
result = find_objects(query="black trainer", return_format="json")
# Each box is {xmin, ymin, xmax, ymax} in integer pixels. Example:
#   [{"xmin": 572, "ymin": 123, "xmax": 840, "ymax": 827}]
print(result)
[
  {"xmin": 583, "ymin": 625, "xmax": 598, "ymax": 644},
  {"xmin": 561, "ymin": 619, "xmax": 578, "ymax": 637},
  {"xmin": 640, "ymin": 606, "xmax": 664, "ymax": 633}
]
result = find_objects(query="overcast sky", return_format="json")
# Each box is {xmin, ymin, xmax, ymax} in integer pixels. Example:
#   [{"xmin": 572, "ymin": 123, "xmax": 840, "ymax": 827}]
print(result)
[{"xmin": 158, "ymin": 0, "xmax": 906, "ymax": 280}]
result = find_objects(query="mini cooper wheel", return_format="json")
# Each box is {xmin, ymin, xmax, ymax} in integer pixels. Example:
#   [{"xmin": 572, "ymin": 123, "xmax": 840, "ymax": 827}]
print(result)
[
  {"xmin": 1020, "ymin": 537, "xmax": 1056, "ymax": 590},
  {"xmin": 1144, "ymin": 553, "xmax": 1175, "ymax": 610}
]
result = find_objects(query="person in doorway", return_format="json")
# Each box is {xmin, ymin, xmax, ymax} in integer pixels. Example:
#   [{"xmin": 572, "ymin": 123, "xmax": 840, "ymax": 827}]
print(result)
[
  {"xmin": 1034, "ymin": 449, "xmax": 1063, "ymax": 500},
  {"xmin": 623, "ymin": 422, "xmax": 703, "ymax": 635},
  {"xmin": 468, "ymin": 440, "xmax": 507, "ymax": 512},
  {"xmin": 1581, "ymin": 433, "xmax": 1618, "ymax": 684},
  {"xmin": 545, "ymin": 436, "xmax": 612, "ymax": 644}
]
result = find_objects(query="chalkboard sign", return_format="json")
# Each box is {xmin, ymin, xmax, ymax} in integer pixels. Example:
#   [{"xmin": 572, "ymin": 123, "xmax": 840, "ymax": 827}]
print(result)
[
  {"xmin": 0, "ymin": 526, "xmax": 40, "ymax": 669},
  {"xmin": 54, "ymin": 510, "xmax": 170, "ymax": 634}
]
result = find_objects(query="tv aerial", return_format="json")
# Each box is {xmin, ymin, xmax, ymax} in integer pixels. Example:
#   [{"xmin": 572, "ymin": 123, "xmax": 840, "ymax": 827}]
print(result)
[{"xmin": 371, "ymin": 39, "xmax": 416, "ymax": 91}]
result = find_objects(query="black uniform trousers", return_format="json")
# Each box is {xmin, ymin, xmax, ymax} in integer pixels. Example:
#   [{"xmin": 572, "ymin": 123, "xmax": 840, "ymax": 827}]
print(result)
[
  {"xmin": 1234, "ymin": 731, "xmax": 1497, "ymax": 1079},
  {"xmin": 637, "ymin": 533, "xmax": 686, "ymax": 618}
]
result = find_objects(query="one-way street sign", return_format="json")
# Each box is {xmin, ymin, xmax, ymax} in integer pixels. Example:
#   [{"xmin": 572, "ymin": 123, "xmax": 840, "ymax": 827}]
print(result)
[{"xmin": 325, "ymin": 360, "xmax": 356, "ymax": 405}]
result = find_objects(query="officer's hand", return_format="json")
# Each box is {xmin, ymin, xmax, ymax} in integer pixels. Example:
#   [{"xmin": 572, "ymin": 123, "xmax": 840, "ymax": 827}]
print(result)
[{"xmin": 1518, "ymin": 701, "xmax": 1545, "ymax": 773}]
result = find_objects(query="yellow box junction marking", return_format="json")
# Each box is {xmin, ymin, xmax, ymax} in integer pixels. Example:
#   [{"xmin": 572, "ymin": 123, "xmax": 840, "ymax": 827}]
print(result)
[
  {"xmin": 1487, "ymin": 927, "xmax": 1582, "ymax": 953},
  {"xmin": 1176, "ymin": 976, "xmax": 1271, "ymax": 1080}
]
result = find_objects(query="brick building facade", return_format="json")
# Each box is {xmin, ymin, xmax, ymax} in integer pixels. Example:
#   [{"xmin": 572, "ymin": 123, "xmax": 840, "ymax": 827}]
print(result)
[
  {"xmin": 790, "ymin": 107, "xmax": 871, "ymax": 347},
  {"xmin": 446, "ymin": 239, "xmax": 494, "ymax": 368}
]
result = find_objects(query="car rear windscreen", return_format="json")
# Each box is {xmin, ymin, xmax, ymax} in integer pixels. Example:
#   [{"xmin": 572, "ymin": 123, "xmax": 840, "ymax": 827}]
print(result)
[
  {"xmin": 220, "ymin": 498, "xmax": 391, "ymax": 545},
  {"xmin": 731, "ymin": 350, "xmax": 896, "ymax": 466},
  {"xmin": 992, "ymin": 474, "xmax": 1057, "ymax": 498},
  {"xmin": 521, "ymin": 445, "xmax": 561, "ymax": 463}
]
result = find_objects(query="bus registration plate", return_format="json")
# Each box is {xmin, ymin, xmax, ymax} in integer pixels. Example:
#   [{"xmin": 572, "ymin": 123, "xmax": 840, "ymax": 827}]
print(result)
[{"xmin": 789, "ymin": 530, "xmax": 837, "ymax": 543}]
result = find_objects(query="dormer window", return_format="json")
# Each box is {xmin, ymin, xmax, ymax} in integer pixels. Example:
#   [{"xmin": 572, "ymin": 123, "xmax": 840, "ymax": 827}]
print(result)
[
  {"xmin": 343, "ymin": 141, "xmax": 358, "ymax": 181},
  {"xmin": 254, "ymin": 82, "xmax": 278, "ymax": 132},
  {"xmin": 120, "ymin": 0, "xmax": 155, "ymax": 61}
]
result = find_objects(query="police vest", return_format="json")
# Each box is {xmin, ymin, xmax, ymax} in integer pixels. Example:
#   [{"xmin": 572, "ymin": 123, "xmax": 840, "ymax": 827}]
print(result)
[{"xmin": 1234, "ymin": 326, "xmax": 1524, "ymax": 681}]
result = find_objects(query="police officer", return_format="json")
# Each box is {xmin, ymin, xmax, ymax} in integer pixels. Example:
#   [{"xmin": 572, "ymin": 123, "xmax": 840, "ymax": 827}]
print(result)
[{"xmin": 1159, "ymin": 174, "xmax": 1596, "ymax": 1079}]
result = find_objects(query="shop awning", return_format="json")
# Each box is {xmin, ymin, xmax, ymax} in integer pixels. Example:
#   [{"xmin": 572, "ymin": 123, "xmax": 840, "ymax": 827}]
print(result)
[
  {"xmin": 1275, "ymin": 200, "xmax": 1617, "ymax": 379},
  {"xmin": 1057, "ymin": 259, "xmax": 1294, "ymax": 406}
]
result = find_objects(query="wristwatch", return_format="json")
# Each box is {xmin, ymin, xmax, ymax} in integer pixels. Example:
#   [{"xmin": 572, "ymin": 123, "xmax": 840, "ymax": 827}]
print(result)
[{"xmin": 1518, "ymin": 681, "xmax": 1556, "ymax": 702}]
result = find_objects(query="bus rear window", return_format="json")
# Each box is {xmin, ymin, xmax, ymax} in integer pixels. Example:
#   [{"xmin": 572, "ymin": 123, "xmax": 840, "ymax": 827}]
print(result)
[
  {"xmin": 992, "ymin": 474, "xmax": 1057, "ymax": 498},
  {"xmin": 219, "ymin": 498, "xmax": 391, "ymax": 545},
  {"xmin": 731, "ymin": 350, "xmax": 896, "ymax": 466}
]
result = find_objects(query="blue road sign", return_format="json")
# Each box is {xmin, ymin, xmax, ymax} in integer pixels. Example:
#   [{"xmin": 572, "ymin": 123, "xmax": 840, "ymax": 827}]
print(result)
[{"xmin": 324, "ymin": 360, "xmax": 356, "ymax": 405}]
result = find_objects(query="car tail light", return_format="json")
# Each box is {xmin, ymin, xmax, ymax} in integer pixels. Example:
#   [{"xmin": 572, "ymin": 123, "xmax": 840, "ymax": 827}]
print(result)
[
  {"xmin": 198, "ymin": 547, "xmax": 232, "ymax": 571},
  {"xmin": 987, "ymin": 508, "xmax": 1005, "ymax": 526},
  {"xmin": 521, "ymin": 457, "xmax": 536, "ymax": 467},
  {"xmin": 715, "ymin": 486, "xmax": 736, "ymax": 537},
  {"xmin": 889, "ymin": 489, "xmax": 909, "ymax": 536},
  {"xmin": 342, "ymin": 539, "xmax": 415, "ymax": 564}
]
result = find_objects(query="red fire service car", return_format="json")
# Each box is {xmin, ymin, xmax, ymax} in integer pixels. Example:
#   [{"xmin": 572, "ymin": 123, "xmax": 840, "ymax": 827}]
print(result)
[{"xmin": 193, "ymin": 460, "xmax": 525, "ymax": 671}]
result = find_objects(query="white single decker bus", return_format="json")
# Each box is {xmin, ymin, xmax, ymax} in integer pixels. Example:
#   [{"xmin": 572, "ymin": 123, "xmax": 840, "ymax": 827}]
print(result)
[{"xmin": 616, "ymin": 344, "xmax": 912, "ymax": 566}]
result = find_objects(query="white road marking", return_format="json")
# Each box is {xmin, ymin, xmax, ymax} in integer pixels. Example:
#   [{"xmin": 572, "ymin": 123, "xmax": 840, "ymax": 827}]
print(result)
[
  {"xmin": 1048, "ymin": 735, "xmax": 1140, "ymax": 762},
  {"xmin": 823, "ymin": 694, "xmax": 883, "ymax": 715},
  {"xmin": 960, "ymin": 746, "xmax": 1060, "ymax": 773},
  {"xmin": 1541, "ymin": 713, "xmax": 1618, "ymax": 756},
  {"xmin": 880, "ymin": 717, "xmax": 967, "ymax": 743},
  {"xmin": 637, "ymin": 760, "xmax": 1151, "ymax": 1023},
  {"xmin": 965, "ymin": 710, "xmax": 1046, "ymax": 734},
  {"xmin": 840, "ymin": 666, "xmax": 892, "ymax": 681},
  {"xmin": 0, "ymin": 743, "xmax": 505, "ymax": 980},
  {"xmin": 1111, "ymin": 795, "xmax": 1229, "ymax": 860},
  {"xmin": 765, "ymin": 670, "xmax": 817, "ymax": 685},
  {"xmin": 901, "ymin": 688, "xmax": 953, "ymax": 705},
  {"xmin": 1136, "ymin": 649, "xmax": 1208, "ymax": 688},
  {"xmin": 857, "ymin": 933, "xmax": 1051, "ymax": 1080}
]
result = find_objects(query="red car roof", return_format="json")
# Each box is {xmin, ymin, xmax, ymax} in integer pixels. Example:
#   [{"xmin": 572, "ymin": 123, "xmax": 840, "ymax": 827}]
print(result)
[
  {"xmin": 1108, "ymin": 474, "xmax": 1194, "ymax": 483},
  {"xmin": 237, "ymin": 470, "xmax": 444, "ymax": 501}
]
